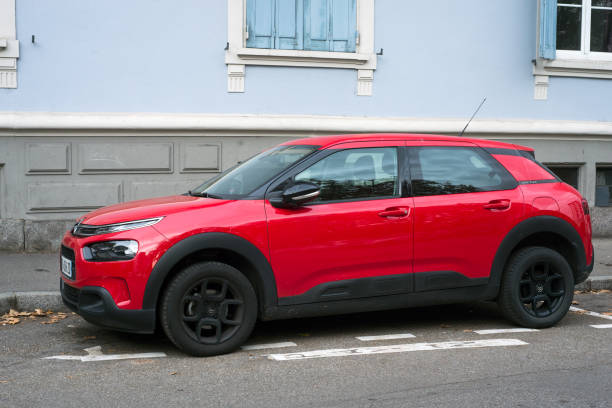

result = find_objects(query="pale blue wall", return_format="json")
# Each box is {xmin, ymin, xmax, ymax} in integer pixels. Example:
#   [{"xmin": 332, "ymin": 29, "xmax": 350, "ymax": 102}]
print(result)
[{"xmin": 1, "ymin": 0, "xmax": 611, "ymax": 121}]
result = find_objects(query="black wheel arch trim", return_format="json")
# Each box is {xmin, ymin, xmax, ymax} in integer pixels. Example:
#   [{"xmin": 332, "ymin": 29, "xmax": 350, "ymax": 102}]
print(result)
[
  {"xmin": 142, "ymin": 232, "xmax": 278, "ymax": 313},
  {"xmin": 490, "ymin": 215, "xmax": 588, "ymax": 291}
]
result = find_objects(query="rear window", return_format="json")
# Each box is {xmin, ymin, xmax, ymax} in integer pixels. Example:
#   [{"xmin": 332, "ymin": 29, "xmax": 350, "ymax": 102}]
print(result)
[{"xmin": 409, "ymin": 147, "xmax": 518, "ymax": 196}]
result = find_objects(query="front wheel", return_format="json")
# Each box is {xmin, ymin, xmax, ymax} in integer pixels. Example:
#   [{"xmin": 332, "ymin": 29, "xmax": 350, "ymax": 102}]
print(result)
[
  {"xmin": 498, "ymin": 246, "xmax": 574, "ymax": 328},
  {"xmin": 160, "ymin": 261, "xmax": 257, "ymax": 356}
]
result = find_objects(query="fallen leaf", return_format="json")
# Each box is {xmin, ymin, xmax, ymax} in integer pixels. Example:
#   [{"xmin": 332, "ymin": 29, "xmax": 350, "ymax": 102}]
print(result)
[
  {"xmin": 440, "ymin": 324, "xmax": 452, "ymax": 328},
  {"xmin": 169, "ymin": 372, "xmax": 177, "ymax": 376},
  {"xmin": 0, "ymin": 380, "xmax": 9, "ymax": 383},
  {"xmin": 298, "ymin": 333, "xmax": 311, "ymax": 337},
  {"xmin": 571, "ymin": 301, "xmax": 579, "ymax": 305},
  {"xmin": 1, "ymin": 317, "xmax": 20, "ymax": 325},
  {"xmin": 463, "ymin": 329, "xmax": 473, "ymax": 333},
  {"xmin": 83, "ymin": 336, "xmax": 96, "ymax": 340},
  {"xmin": 602, "ymin": 312, "xmax": 612, "ymax": 316}
]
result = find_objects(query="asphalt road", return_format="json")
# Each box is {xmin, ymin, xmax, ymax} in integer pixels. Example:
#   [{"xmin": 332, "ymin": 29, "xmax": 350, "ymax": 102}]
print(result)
[{"xmin": 1, "ymin": 293, "xmax": 611, "ymax": 408}]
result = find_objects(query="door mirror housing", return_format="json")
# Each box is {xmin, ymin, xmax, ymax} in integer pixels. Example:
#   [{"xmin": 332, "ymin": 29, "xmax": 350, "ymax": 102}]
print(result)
[{"xmin": 269, "ymin": 182, "xmax": 321, "ymax": 209}]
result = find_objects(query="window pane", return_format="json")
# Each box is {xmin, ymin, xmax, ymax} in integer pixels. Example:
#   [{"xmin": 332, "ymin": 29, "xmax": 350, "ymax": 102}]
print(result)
[
  {"xmin": 593, "ymin": 1, "xmax": 612, "ymax": 7},
  {"xmin": 194, "ymin": 145, "xmax": 317, "ymax": 197},
  {"xmin": 546, "ymin": 166, "xmax": 579, "ymax": 189},
  {"xmin": 411, "ymin": 147, "xmax": 515, "ymax": 196},
  {"xmin": 295, "ymin": 148, "xmax": 399, "ymax": 202},
  {"xmin": 559, "ymin": 1, "xmax": 582, "ymax": 4},
  {"xmin": 595, "ymin": 168, "xmax": 612, "ymax": 207},
  {"xmin": 591, "ymin": 9, "xmax": 612, "ymax": 52},
  {"xmin": 557, "ymin": 5, "xmax": 582, "ymax": 50}
]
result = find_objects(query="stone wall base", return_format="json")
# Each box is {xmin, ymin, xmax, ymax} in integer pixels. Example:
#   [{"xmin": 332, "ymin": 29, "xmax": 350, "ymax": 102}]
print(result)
[{"xmin": 0, "ymin": 220, "xmax": 74, "ymax": 253}]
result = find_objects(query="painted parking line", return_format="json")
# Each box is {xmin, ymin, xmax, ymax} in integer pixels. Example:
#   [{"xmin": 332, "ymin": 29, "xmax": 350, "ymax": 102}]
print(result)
[
  {"xmin": 590, "ymin": 324, "xmax": 612, "ymax": 329},
  {"xmin": 241, "ymin": 341, "xmax": 297, "ymax": 351},
  {"xmin": 570, "ymin": 306, "xmax": 612, "ymax": 321},
  {"xmin": 43, "ymin": 346, "xmax": 167, "ymax": 362},
  {"xmin": 267, "ymin": 339, "xmax": 528, "ymax": 361},
  {"xmin": 356, "ymin": 333, "xmax": 416, "ymax": 341},
  {"xmin": 474, "ymin": 328, "xmax": 540, "ymax": 335}
]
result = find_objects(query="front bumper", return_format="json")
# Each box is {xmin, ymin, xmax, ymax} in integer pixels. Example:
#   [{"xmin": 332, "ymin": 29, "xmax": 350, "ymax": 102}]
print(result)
[{"xmin": 61, "ymin": 279, "xmax": 155, "ymax": 334}]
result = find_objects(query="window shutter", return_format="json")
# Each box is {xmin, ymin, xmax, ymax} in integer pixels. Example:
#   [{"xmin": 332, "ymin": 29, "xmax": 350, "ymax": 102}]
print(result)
[
  {"xmin": 331, "ymin": 0, "xmax": 356, "ymax": 52},
  {"xmin": 276, "ymin": 0, "xmax": 303, "ymax": 50},
  {"xmin": 304, "ymin": 0, "xmax": 356, "ymax": 52},
  {"xmin": 539, "ymin": 0, "xmax": 557, "ymax": 60},
  {"xmin": 246, "ymin": 0, "xmax": 275, "ymax": 48}
]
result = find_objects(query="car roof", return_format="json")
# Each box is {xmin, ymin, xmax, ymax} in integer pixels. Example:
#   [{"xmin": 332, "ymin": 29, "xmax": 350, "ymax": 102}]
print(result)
[{"xmin": 282, "ymin": 133, "xmax": 533, "ymax": 151}]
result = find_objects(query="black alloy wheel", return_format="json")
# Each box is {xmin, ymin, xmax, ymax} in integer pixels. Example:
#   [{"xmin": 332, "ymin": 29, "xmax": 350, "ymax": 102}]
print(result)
[
  {"xmin": 180, "ymin": 278, "xmax": 244, "ymax": 345},
  {"xmin": 160, "ymin": 261, "xmax": 257, "ymax": 356},
  {"xmin": 498, "ymin": 246, "xmax": 574, "ymax": 328},
  {"xmin": 518, "ymin": 260, "xmax": 566, "ymax": 318}
]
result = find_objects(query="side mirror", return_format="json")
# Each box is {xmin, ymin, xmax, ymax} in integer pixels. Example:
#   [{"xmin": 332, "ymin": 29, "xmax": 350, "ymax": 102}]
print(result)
[{"xmin": 269, "ymin": 182, "xmax": 321, "ymax": 209}]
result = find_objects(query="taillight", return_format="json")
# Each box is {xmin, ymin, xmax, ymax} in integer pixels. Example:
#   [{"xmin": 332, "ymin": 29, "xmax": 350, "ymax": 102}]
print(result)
[{"xmin": 581, "ymin": 199, "xmax": 590, "ymax": 215}]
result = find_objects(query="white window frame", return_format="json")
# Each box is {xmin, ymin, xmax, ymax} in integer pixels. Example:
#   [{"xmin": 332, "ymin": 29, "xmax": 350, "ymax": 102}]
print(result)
[
  {"xmin": 0, "ymin": 0, "xmax": 19, "ymax": 88},
  {"xmin": 535, "ymin": 0, "xmax": 612, "ymax": 99},
  {"xmin": 556, "ymin": 0, "xmax": 612, "ymax": 61},
  {"xmin": 225, "ymin": 0, "xmax": 377, "ymax": 95}
]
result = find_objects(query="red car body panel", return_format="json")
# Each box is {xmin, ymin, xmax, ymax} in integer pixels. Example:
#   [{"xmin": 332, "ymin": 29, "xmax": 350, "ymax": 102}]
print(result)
[{"xmin": 59, "ymin": 133, "xmax": 593, "ymax": 327}]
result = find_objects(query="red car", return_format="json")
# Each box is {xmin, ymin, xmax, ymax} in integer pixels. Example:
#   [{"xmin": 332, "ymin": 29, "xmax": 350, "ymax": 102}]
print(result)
[{"xmin": 60, "ymin": 134, "xmax": 593, "ymax": 356}]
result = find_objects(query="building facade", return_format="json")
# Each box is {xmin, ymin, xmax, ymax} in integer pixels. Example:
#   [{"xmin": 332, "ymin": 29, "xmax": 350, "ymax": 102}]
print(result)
[{"xmin": 0, "ymin": 0, "xmax": 611, "ymax": 251}]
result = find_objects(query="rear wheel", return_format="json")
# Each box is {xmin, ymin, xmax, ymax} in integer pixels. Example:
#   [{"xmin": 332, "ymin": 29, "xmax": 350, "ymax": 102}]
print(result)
[
  {"xmin": 498, "ymin": 246, "xmax": 574, "ymax": 328},
  {"xmin": 160, "ymin": 261, "xmax": 257, "ymax": 356}
]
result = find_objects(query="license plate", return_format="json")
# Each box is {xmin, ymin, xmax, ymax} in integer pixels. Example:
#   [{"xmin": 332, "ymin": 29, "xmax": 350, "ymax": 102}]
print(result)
[{"xmin": 61, "ymin": 256, "xmax": 73, "ymax": 279}]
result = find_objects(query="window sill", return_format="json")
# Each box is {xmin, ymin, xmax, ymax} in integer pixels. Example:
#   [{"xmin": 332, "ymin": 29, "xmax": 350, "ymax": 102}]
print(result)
[
  {"xmin": 534, "ymin": 57, "xmax": 612, "ymax": 80},
  {"xmin": 226, "ymin": 47, "xmax": 377, "ymax": 70}
]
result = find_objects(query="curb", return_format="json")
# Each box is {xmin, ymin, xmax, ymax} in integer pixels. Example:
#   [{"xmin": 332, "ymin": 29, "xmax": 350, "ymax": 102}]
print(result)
[
  {"xmin": 575, "ymin": 276, "xmax": 612, "ymax": 292},
  {"xmin": 0, "ymin": 291, "xmax": 66, "ymax": 314},
  {"xmin": 1, "ymin": 276, "xmax": 611, "ymax": 315}
]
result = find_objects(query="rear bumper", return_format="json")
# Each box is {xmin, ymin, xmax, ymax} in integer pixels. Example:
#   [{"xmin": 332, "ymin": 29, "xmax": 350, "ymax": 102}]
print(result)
[
  {"xmin": 575, "ymin": 247, "xmax": 594, "ymax": 285},
  {"xmin": 61, "ymin": 280, "xmax": 156, "ymax": 334}
]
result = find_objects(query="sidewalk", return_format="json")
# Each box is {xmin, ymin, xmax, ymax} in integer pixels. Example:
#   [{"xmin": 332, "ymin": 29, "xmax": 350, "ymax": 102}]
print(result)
[{"xmin": 1, "ymin": 239, "xmax": 611, "ymax": 313}]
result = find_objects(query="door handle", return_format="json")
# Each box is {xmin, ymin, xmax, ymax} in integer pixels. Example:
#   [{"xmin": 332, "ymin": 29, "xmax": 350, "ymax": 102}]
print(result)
[
  {"xmin": 483, "ymin": 199, "xmax": 511, "ymax": 210},
  {"xmin": 378, "ymin": 207, "xmax": 410, "ymax": 218}
]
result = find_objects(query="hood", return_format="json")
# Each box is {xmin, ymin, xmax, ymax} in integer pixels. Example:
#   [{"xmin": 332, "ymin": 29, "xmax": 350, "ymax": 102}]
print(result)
[{"xmin": 81, "ymin": 195, "xmax": 233, "ymax": 226}]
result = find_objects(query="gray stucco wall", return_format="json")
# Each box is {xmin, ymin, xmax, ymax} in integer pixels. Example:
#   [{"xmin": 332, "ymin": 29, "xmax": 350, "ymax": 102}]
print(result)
[{"xmin": 0, "ymin": 129, "xmax": 610, "ymax": 252}]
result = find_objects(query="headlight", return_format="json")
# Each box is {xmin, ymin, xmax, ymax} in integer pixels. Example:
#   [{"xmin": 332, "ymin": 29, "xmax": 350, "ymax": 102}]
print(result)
[
  {"xmin": 82, "ymin": 240, "xmax": 139, "ymax": 262},
  {"xmin": 72, "ymin": 217, "xmax": 163, "ymax": 237}
]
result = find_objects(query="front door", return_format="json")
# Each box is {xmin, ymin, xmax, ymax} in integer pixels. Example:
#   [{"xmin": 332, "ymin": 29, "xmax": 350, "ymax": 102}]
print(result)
[{"xmin": 264, "ymin": 142, "xmax": 414, "ymax": 303}]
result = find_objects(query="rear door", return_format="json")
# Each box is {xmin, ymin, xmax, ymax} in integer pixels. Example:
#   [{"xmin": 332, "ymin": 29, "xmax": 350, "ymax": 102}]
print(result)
[
  {"xmin": 265, "ymin": 141, "xmax": 415, "ymax": 302},
  {"xmin": 408, "ymin": 141, "xmax": 524, "ymax": 291}
]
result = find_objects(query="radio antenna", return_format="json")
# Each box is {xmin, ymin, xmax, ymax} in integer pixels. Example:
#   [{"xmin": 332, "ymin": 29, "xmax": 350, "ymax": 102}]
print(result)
[{"xmin": 459, "ymin": 97, "xmax": 487, "ymax": 137}]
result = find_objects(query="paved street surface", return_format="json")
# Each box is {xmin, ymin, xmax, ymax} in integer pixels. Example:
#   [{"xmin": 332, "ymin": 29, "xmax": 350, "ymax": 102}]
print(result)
[{"xmin": 1, "ymin": 293, "xmax": 611, "ymax": 408}]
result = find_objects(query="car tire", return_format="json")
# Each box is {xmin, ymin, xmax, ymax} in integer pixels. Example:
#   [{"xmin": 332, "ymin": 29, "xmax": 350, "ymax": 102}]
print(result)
[
  {"xmin": 160, "ymin": 261, "xmax": 257, "ymax": 356},
  {"xmin": 498, "ymin": 246, "xmax": 574, "ymax": 328}
]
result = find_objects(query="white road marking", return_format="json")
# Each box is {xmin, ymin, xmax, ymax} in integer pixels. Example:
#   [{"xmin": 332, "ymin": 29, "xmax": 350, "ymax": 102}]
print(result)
[
  {"xmin": 241, "ymin": 341, "xmax": 297, "ymax": 351},
  {"xmin": 356, "ymin": 333, "xmax": 416, "ymax": 341},
  {"xmin": 267, "ymin": 339, "xmax": 528, "ymax": 361},
  {"xmin": 474, "ymin": 328, "xmax": 540, "ymax": 335},
  {"xmin": 43, "ymin": 345, "xmax": 166, "ymax": 362},
  {"xmin": 570, "ymin": 306, "xmax": 612, "ymax": 321},
  {"xmin": 590, "ymin": 324, "xmax": 612, "ymax": 329}
]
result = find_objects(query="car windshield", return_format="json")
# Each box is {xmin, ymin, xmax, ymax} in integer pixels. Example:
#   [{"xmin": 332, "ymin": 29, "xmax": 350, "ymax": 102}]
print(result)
[{"xmin": 190, "ymin": 145, "xmax": 319, "ymax": 198}]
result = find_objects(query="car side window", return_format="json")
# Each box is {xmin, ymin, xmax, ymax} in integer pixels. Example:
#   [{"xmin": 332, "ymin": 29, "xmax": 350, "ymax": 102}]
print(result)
[
  {"xmin": 294, "ymin": 147, "xmax": 399, "ymax": 202},
  {"xmin": 410, "ymin": 146, "xmax": 517, "ymax": 196}
]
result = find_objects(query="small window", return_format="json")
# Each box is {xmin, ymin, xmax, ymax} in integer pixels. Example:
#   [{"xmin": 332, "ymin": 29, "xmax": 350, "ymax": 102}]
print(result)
[
  {"xmin": 596, "ymin": 166, "xmax": 612, "ymax": 206},
  {"xmin": 410, "ymin": 147, "xmax": 517, "ymax": 196},
  {"xmin": 545, "ymin": 164, "xmax": 580, "ymax": 190},
  {"xmin": 557, "ymin": 0, "xmax": 612, "ymax": 55},
  {"xmin": 294, "ymin": 147, "xmax": 399, "ymax": 202}
]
